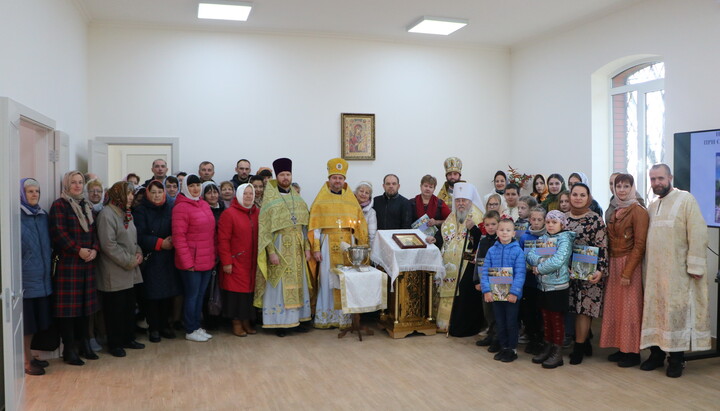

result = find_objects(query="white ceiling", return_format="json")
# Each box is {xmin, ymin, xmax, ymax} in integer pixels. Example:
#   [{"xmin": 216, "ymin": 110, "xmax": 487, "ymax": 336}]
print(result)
[{"xmin": 77, "ymin": 0, "xmax": 639, "ymax": 47}]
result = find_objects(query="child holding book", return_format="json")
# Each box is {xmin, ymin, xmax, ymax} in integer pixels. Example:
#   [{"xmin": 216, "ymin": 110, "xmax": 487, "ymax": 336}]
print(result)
[
  {"xmin": 518, "ymin": 206, "xmax": 546, "ymax": 355},
  {"xmin": 514, "ymin": 196, "xmax": 536, "ymax": 239},
  {"xmin": 480, "ymin": 218, "xmax": 526, "ymax": 362},
  {"xmin": 526, "ymin": 210, "xmax": 576, "ymax": 369},
  {"xmin": 473, "ymin": 211, "xmax": 500, "ymax": 351}
]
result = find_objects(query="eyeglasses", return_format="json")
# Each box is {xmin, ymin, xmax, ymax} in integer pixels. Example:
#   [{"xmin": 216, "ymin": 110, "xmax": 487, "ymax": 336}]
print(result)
[{"xmin": 88, "ymin": 189, "xmax": 102, "ymax": 195}]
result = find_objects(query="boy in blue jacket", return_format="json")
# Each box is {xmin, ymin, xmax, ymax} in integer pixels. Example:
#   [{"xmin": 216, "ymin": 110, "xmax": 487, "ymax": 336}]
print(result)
[{"xmin": 481, "ymin": 218, "xmax": 526, "ymax": 363}]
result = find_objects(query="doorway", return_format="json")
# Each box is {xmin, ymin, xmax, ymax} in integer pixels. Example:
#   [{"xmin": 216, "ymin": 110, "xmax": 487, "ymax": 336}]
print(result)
[
  {"xmin": 0, "ymin": 97, "xmax": 64, "ymax": 411},
  {"xmin": 88, "ymin": 137, "xmax": 179, "ymax": 187}
]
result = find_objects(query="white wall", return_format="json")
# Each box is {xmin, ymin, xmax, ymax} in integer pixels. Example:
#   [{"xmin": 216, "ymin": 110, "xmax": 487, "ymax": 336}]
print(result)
[
  {"xmin": 88, "ymin": 25, "xmax": 511, "ymax": 202},
  {"xmin": 511, "ymin": 0, "xmax": 720, "ymax": 200},
  {"xmin": 510, "ymin": 0, "xmax": 720, "ymax": 336},
  {"xmin": 0, "ymin": 0, "xmax": 87, "ymax": 169}
]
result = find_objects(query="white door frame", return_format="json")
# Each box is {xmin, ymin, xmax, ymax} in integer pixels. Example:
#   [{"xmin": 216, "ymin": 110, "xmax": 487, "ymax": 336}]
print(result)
[
  {"xmin": 88, "ymin": 137, "xmax": 180, "ymax": 186},
  {"xmin": 0, "ymin": 97, "xmax": 56, "ymax": 411}
]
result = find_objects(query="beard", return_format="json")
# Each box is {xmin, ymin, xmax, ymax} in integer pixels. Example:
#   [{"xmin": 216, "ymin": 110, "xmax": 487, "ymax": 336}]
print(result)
[
  {"xmin": 652, "ymin": 184, "xmax": 672, "ymax": 198},
  {"xmin": 456, "ymin": 209, "xmax": 469, "ymax": 224}
]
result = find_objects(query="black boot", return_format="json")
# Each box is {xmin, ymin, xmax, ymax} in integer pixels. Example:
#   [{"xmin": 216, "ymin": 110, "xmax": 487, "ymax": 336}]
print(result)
[
  {"xmin": 607, "ymin": 350, "xmax": 625, "ymax": 362},
  {"xmin": 618, "ymin": 353, "xmax": 641, "ymax": 368},
  {"xmin": 62, "ymin": 348, "xmax": 85, "ymax": 366},
  {"xmin": 666, "ymin": 352, "xmax": 685, "ymax": 378},
  {"xmin": 542, "ymin": 344, "xmax": 564, "ymax": 369},
  {"xmin": 78, "ymin": 340, "xmax": 99, "ymax": 360},
  {"xmin": 640, "ymin": 346, "xmax": 666, "ymax": 371},
  {"xmin": 584, "ymin": 339, "xmax": 593, "ymax": 356},
  {"xmin": 569, "ymin": 341, "xmax": 584, "ymax": 365},
  {"xmin": 532, "ymin": 341, "xmax": 553, "ymax": 364}
]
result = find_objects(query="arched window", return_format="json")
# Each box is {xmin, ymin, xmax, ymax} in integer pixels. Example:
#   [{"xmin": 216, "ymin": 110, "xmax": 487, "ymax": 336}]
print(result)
[{"xmin": 610, "ymin": 61, "xmax": 665, "ymax": 199}]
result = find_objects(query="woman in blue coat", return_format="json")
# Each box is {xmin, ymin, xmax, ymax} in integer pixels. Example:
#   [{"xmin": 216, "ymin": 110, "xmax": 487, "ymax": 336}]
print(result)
[
  {"xmin": 133, "ymin": 180, "xmax": 180, "ymax": 342},
  {"xmin": 20, "ymin": 178, "xmax": 53, "ymax": 375}
]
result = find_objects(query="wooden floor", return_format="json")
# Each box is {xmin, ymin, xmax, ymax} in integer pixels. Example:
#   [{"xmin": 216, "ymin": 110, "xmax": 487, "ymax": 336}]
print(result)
[{"xmin": 23, "ymin": 322, "xmax": 720, "ymax": 411}]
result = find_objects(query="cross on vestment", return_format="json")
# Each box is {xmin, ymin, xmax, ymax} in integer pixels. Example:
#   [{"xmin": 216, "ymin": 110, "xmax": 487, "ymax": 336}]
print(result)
[
  {"xmin": 283, "ymin": 236, "xmax": 293, "ymax": 249},
  {"xmin": 290, "ymin": 215, "xmax": 297, "ymax": 224}
]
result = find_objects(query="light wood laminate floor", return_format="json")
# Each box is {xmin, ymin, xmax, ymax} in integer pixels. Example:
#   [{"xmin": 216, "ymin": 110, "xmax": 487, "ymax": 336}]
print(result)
[{"xmin": 23, "ymin": 323, "xmax": 720, "ymax": 410}]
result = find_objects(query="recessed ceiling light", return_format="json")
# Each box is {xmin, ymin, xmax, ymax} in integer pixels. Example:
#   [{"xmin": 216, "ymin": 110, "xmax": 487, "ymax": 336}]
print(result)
[
  {"xmin": 198, "ymin": 1, "xmax": 252, "ymax": 22},
  {"xmin": 407, "ymin": 16, "xmax": 468, "ymax": 36}
]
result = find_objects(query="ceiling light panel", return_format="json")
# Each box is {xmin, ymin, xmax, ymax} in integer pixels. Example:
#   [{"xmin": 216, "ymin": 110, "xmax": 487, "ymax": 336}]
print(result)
[
  {"xmin": 407, "ymin": 16, "xmax": 468, "ymax": 36},
  {"xmin": 198, "ymin": 2, "xmax": 252, "ymax": 21}
]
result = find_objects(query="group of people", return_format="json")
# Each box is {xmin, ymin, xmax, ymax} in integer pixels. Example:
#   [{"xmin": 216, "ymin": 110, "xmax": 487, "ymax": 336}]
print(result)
[{"xmin": 20, "ymin": 155, "xmax": 709, "ymax": 380}]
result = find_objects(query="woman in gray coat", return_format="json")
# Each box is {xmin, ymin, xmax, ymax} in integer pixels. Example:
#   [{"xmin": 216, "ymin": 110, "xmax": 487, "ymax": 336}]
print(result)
[{"xmin": 96, "ymin": 181, "xmax": 145, "ymax": 357}]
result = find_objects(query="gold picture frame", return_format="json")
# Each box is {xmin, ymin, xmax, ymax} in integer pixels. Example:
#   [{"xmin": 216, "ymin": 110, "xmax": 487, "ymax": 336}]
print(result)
[
  {"xmin": 392, "ymin": 233, "xmax": 427, "ymax": 249},
  {"xmin": 341, "ymin": 113, "xmax": 375, "ymax": 160}
]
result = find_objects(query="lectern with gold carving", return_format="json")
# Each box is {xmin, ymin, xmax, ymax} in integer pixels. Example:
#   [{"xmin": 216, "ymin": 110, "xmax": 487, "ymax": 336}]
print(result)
[{"xmin": 371, "ymin": 229, "xmax": 445, "ymax": 339}]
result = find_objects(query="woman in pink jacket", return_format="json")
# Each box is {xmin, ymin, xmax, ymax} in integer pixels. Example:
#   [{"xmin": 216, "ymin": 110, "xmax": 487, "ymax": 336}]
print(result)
[
  {"xmin": 218, "ymin": 184, "xmax": 259, "ymax": 337},
  {"xmin": 172, "ymin": 174, "xmax": 216, "ymax": 342}
]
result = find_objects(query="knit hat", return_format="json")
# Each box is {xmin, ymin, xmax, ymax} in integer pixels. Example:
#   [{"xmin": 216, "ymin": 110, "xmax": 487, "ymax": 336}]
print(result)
[
  {"xmin": 327, "ymin": 157, "xmax": 348, "ymax": 177},
  {"xmin": 444, "ymin": 157, "xmax": 462, "ymax": 175},
  {"xmin": 546, "ymin": 210, "xmax": 568, "ymax": 227},
  {"xmin": 272, "ymin": 158, "xmax": 292, "ymax": 175}
]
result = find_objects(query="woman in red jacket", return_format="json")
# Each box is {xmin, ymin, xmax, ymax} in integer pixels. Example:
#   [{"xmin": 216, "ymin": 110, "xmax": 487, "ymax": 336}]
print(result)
[
  {"xmin": 172, "ymin": 174, "xmax": 216, "ymax": 342},
  {"xmin": 218, "ymin": 184, "xmax": 259, "ymax": 337}
]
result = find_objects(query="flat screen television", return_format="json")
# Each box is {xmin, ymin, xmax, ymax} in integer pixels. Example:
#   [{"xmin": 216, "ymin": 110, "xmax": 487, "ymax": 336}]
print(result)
[{"xmin": 674, "ymin": 128, "xmax": 720, "ymax": 228}]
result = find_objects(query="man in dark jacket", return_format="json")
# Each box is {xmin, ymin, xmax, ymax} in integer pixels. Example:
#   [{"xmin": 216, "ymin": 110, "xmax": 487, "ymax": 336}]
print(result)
[
  {"xmin": 373, "ymin": 174, "xmax": 412, "ymax": 230},
  {"xmin": 231, "ymin": 159, "xmax": 253, "ymax": 189}
]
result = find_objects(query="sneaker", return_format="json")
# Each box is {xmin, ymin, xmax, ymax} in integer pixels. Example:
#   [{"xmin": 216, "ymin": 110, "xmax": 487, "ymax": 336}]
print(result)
[
  {"xmin": 502, "ymin": 350, "xmax": 518, "ymax": 363},
  {"xmin": 198, "ymin": 328, "xmax": 213, "ymax": 339},
  {"xmin": 493, "ymin": 349, "xmax": 507, "ymax": 361},
  {"xmin": 185, "ymin": 330, "xmax": 209, "ymax": 342}
]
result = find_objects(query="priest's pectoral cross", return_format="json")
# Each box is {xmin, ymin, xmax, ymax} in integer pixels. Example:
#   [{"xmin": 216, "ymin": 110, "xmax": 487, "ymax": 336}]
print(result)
[{"xmin": 290, "ymin": 215, "xmax": 297, "ymax": 225}]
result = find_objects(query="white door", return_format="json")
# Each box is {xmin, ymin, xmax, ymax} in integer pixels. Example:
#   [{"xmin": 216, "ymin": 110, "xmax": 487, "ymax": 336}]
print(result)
[
  {"xmin": 88, "ymin": 139, "xmax": 109, "ymax": 186},
  {"xmin": 0, "ymin": 97, "xmax": 56, "ymax": 411},
  {"xmin": 89, "ymin": 137, "xmax": 180, "ymax": 187}
]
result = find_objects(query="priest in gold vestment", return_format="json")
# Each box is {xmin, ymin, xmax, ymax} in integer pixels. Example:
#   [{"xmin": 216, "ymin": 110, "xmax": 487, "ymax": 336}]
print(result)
[
  {"xmin": 435, "ymin": 182, "xmax": 484, "ymax": 333},
  {"xmin": 309, "ymin": 158, "xmax": 368, "ymax": 329},
  {"xmin": 639, "ymin": 164, "xmax": 710, "ymax": 378},
  {"xmin": 437, "ymin": 157, "xmax": 464, "ymax": 211},
  {"xmin": 255, "ymin": 158, "xmax": 312, "ymax": 336}
]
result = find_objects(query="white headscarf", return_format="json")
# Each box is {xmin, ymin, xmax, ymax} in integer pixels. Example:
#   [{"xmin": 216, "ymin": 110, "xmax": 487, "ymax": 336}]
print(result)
[
  {"xmin": 454, "ymin": 182, "xmax": 483, "ymax": 211},
  {"xmin": 181, "ymin": 173, "xmax": 202, "ymax": 201},
  {"xmin": 236, "ymin": 183, "xmax": 255, "ymax": 209}
]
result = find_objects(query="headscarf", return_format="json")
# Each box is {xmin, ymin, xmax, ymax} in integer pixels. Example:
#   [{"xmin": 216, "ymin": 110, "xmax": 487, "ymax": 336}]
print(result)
[
  {"xmin": 84, "ymin": 178, "xmax": 105, "ymax": 213},
  {"xmin": 493, "ymin": 170, "xmax": 507, "ymax": 195},
  {"xmin": 531, "ymin": 174, "xmax": 549, "ymax": 201},
  {"xmin": 107, "ymin": 181, "xmax": 133, "ymax": 229},
  {"xmin": 355, "ymin": 181, "xmax": 373, "ymax": 208},
  {"xmin": 20, "ymin": 178, "xmax": 44, "ymax": 215},
  {"xmin": 61, "ymin": 170, "xmax": 94, "ymax": 232},
  {"xmin": 569, "ymin": 183, "xmax": 592, "ymax": 217},
  {"xmin": 181, "ymin": 173, "xmax": 202, "ymax": 201},
  {"xmin": 236, "ymin": 183, "xmax": 255, "ymax": 209},
  {"xmin": 145, "ymin": 180, "xmax": 166, "ymax": 206},
  {"xmin": 541, "ymin": 173, "xmax": 567, "ymax": 211},
  {"xmin": 546, "ymin": 210, "xmax": 568, "ymax": 228},
  {"xmin": 570, "ymin": 171, "xmax": 589, "ymax": 185},
  {"xmin": 613, "ymin": 174, "xmax": 639, "ymax": 211}
]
